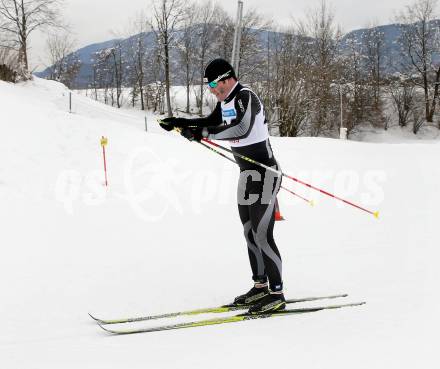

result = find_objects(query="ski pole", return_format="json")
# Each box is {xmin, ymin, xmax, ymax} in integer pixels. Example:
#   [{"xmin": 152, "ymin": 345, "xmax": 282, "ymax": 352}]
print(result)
[
  {"xmin": 100, "ymin": 136, "xmax": 109, "ymax": 187},
  {"xmin": 157, "ymin": 120, "xmax": 313, "ymax": 205},
  {"xmin": 280, "ymin": 185, "xmax": 314, "ymax": 206},
  {"xmin": 197, "ymin": 140, "xmax": 314, "ymax": 206},
  {"xmin": 203, "ymin": 139, "xmax": 379, "ymax": 219},
  {"xmin": 156, "ymin": 119, "xmax": 374, "ymax": 217}
]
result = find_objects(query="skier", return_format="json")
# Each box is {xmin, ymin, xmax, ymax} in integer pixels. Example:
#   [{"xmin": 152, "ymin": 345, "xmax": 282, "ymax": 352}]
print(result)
[{"xmin": 160, "ymin": 58, "xmax": 285, "ymax": 313}]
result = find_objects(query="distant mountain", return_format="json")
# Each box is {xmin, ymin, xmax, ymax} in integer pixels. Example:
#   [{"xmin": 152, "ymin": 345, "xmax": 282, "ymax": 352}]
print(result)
[
  {"xmin": 35, "ymin": 21, "xmax": 437, "ymax": 88},
  {"xmin": 339, "ymin": 20, "xmax": 440, "ymax": 74},
  {"xmin": 341, "ymin": 24, "xmax": 401, "ymax": 62},
  {"xmin": 35, "ymin": 32, "xmax": 157, "ymax": 88}
]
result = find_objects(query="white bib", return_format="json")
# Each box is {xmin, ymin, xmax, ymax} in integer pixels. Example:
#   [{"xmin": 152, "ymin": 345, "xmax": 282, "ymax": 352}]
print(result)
[{"xmin": 220, "ymin": 87, "xmax": 269, "ymax": 147}]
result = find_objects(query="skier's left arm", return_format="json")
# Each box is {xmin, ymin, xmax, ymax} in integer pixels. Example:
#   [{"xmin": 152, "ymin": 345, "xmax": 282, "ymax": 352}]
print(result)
[{"xmin": 204, "ymin": 90, "xmax": 260, "ymax": 141}]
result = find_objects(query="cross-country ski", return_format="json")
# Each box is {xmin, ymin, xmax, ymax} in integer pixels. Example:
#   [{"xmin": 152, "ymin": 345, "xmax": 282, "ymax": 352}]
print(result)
[
  {"xmin": 89, "ymin": 293, "xmax": 348, "ymax": 325},
  {"xmin": 97, "ymin": 302, "xmax": 366, "ymax": 335}
]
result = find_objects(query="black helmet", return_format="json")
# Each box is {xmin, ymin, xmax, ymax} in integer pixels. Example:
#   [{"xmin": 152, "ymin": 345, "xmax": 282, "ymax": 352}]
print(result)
[{"xmin": 203, "ymin": 58, "xmax": 237, "ymax": 84}]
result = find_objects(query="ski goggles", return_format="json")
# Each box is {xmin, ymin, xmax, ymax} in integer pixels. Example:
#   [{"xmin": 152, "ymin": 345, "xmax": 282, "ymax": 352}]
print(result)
[{"xmin": 204, "ymin": 70, "xmax": 232, "ymax": 88}]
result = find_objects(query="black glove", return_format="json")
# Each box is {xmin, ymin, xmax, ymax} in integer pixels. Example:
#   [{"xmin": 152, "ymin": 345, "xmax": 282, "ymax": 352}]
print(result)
[
  {"xmin": 181, "ymin": 127, "xmax": 204, "ymax": 142},
  {"xmin": 159, "ymin": 117, "xmax": 178, "ymax": 131}
]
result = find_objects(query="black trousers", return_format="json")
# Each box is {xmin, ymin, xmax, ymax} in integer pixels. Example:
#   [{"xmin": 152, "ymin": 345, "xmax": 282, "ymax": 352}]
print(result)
[{"xmin": 237, "ymin": 163, "xmax": 283, "ymax": 292}]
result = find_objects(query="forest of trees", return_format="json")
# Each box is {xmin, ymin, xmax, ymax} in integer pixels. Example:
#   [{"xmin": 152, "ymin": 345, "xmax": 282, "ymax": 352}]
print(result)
[{"xmin": 2, "ymin": 0, "xmax": 440, "ymax": 137}]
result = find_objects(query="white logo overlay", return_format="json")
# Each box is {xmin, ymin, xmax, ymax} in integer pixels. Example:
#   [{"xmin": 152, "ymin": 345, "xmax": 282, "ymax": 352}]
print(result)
[{"xmin": 54, "ymin": 146, "xmax": 387, "ymax": 221}]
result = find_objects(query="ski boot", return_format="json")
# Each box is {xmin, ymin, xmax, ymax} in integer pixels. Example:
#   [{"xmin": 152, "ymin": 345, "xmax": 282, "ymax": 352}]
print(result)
[
  {"xmin": 232, "ymin": 282, "xmax": 269, "ymax": 306},
  {"xmin": 247, "ymin": 291, "xmax": 286, "ymax": 314}
]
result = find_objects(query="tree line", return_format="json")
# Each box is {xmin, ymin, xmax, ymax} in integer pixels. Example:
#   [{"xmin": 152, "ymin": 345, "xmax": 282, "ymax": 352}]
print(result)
[{"xmin": 2, "ymin": 0, "xmax": 440, "ymax": 136}]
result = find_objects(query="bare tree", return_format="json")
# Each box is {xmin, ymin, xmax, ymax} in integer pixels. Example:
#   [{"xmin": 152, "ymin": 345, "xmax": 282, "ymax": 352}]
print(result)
[
  {"xmin": 298, "ymin": 0, "xmax": 342, "ymax": 136},
  {"xmin": 387, "ymin": 77, "xmax": 415, "ymax": 127},
  {"xmin": 94, "ymin": 49, "xmax": 113, "ymax": 105},
  {"xmin": 151, "ymin": 45, "xmax": 166, "ymax": 112},
  {"xmin": 363, "ymin": 24, "xmax": 386, "ymax": 108},
  {"xmin": 341, "ymin": 34, "xmax": 373, "ymax": 135},
  {"xmin": 45, "ymin": 32, "xmax": 81, "ymax": 88},
  {"xmin": 275, "ymin": 31, "xmax": 312, "ymax": 137},
  {"xmin": 235, "ymin": 8, "xmax": 271, "ymax": 83},
  {"xmin": 151, "ymin": 0, "xmax": 183, "ymax": 117},
  {"xmin": 92, "ymin": 47, "xmax": 123, "ymax": 107},
  {"xmin": 397, "ymin": 0, "xmax": 440, "ymax": 124},
  {"xmin": 177, "ymin": 2, "xmax": 198, "ymax": 113},
  {"xmin": 212, "ymin": 7, "xmax": 234, "ymax": 61},
  {"xmin": 126, "ymin": 13, "xmax": 152, "ymax": 111},
  {"xmin": 358, "ymin": 24, "xmax": 388, "ymax": 128},
  {"xmin": 194, "ymin": 0, "xmax": 218, "ymax": 116},
  {"xmin": 0, "ymin": 0, "xmax": 64, "ymax": 78},
  {"xmin": 109, "ymin": 42, "xmax": 125, "ymax": 108}
]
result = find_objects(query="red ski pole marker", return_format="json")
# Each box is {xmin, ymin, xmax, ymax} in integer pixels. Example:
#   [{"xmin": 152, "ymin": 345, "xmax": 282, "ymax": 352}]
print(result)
[
  {"xmin": 101, "ymin": 136, "xmax": 109, "ymax": 187},
  {"xmin": 203, "ymin": 139, "xmax": 379, "ymax": 219}
]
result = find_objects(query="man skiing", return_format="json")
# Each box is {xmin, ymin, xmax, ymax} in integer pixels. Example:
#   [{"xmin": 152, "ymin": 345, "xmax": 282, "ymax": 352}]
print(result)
[{"xmin": 159, "ymin": 58, "xmax": 285, "ymax": 314}]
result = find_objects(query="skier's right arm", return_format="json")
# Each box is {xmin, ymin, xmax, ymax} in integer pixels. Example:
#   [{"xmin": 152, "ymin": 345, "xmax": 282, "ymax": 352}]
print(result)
[
  {"xmin": 183, "ymin": 102, "xmax": 222, "ymax": 127},
  {"xmin": 160, "ymin": 103, "xmax": 222, "ymax": 130}
]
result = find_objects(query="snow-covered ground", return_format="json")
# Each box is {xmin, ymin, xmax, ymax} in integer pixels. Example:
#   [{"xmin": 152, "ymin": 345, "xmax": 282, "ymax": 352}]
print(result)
[
  {"xmin": 1, "ymin": 77, "xmax": 439, "ymax": 369},
  {"xmin": 351, "ymin": 123, "xmax": 440, "ymax": 142}
]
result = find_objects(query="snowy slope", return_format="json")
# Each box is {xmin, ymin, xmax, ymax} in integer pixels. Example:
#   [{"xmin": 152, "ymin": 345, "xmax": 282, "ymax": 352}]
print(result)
[{"xmin": 0, "ymin": 78, "xmax": 439, "ymax": 369}]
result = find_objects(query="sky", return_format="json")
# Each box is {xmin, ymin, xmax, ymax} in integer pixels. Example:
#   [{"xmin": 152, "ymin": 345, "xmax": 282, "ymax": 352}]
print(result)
[{"xmin": 29, "ymin": 0, "xmax": 409, "ymax": 71}]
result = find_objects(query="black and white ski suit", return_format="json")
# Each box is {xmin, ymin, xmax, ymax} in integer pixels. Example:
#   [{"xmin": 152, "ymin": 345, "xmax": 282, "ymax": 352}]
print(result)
[{"xmin": 183, "ymin": 82, "xmax": 283, "ymax": 291}]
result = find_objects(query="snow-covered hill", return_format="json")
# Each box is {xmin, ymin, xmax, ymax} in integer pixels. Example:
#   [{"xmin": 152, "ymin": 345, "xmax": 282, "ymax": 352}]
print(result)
[{"xmin": 0, "ymin": 78, "xmax": 439, "ymax": 369}]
